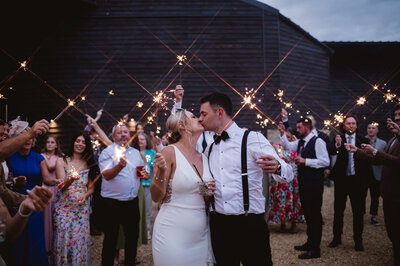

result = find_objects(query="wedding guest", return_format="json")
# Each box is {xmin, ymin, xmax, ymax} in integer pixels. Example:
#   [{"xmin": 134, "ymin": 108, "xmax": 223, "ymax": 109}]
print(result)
[
  {"xmin": 199, "ymin": 92, "xmax": 293, "ymax": 265},
  {"xmin": 41, "ymin": 135, "xmax": 63, "ymax": 254},
  {"xmin": 363, "ymin": 122, "xmax": 386, "ymax": 226},
  {"xmin": 0, "ymin": 118, "xmax": 26, "ymax": 213},
  {"xmin": 268, "ymin": 128, "xmax": 304, "ymax": 234},
  {"xmin": 99, "ymin": 123, "xmax": 144, "ymax": 266},
  {"xmin": 279, "ymin": 118, "xmax": 329, "ymax": 259},
  {"xmin": 345, "ymin": 104, "xmax": 400, "ymax": 264},
  {"xmin": 151, "ymin": 109, "xmax": 215, "ymax": 266},
  {"xmin": 53, "ymin": 134, "xmax": 99, "ymax": 265},
  {"xmin": 138, "ymin": 132, "xmax": 156, "ymax": 240},
  {"xmin": 10, "ymin": 126, "xmax": 58, "ymax": 266},
  {"xmin": 329, "ymin": 115, "xmax": 373, "ymax": 251}
]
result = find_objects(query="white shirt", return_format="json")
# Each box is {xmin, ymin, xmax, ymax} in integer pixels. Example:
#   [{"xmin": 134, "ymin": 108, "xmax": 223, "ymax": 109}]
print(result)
[
  {"xmin": 345, "ymin": 133, "xmax": 356, "ymax": 175},
  {"xmin": 280, "ymin": 132, "xmax": 330, "ymax": 169},
  {"xmin": 99, "ymin": 143, "xmax": 144, "ymax": 201},
  {"xmin": 2, "ymin": 161, "xmax": 9, "ymax": 179},
  {"xmin": 311, "ymin": 128, "xmax": 318, "ymax": 136},
  {"xmin": 207, "ymin": 122, "xmax": 293, "ymax": 215}
]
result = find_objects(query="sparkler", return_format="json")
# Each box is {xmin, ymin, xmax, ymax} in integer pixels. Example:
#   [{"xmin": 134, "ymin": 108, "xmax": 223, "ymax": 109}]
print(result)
[
  {"xmin": 136, "ymin": 101, "xmax": 143, "ymax": 108},
  {"xmin": 177, "ymin": 55, "xmax": 187, "ymax": 66},
  {"xmin": 242, "ymin": 88, "xmax": 256, "ymax": 109},
  {"xmin": 356, "ymin": 97, "xmax": 366, "ymax": 105},
  {"xmin": 114, "ymin": 146, "xmax": 126, "ymax": 161},
  {"xmin": 0, "ymin": 94, "xmax": 6, "ymax": 99},
  {"xmin": 20, "ymin": 61, "xmax": 27, "ymax": 70},
  {"xmin": 384, "ymin": 90, "xmax": 396, "ymax": 103},
  {"xmin": 101, "ymin": 90, "xmax": 114, "ymax": 109},
  {"xmin": 52, "ymin": 99, "xmax": 75, "ymax": 122}
]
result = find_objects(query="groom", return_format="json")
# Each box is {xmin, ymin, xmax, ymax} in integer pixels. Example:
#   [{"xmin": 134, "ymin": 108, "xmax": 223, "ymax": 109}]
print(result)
[{"xmin": 199, "ymin": 92, "xmax": 293, "ymax": 266}]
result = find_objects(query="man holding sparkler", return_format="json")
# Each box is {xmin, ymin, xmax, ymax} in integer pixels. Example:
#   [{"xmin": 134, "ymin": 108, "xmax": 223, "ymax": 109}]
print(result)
[
  {"xmin": 98, "ymin": 123, "xmax": 144, "ymax": 266},
  {"xmin": 199, "ymin": 92, "xmax": 293, "ymax": 266}
]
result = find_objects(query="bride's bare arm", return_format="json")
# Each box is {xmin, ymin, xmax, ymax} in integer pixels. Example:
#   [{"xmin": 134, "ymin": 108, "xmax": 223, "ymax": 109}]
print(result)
[{"xmin": 150, "ymin": 146, "xmax": 174, "ymax": 202}]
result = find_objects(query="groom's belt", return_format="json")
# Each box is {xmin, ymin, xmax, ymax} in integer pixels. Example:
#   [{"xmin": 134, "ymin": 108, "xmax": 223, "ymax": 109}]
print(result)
[{"xmin": 212, "ymin": 211, "xmax": 264, "ymax": 217}]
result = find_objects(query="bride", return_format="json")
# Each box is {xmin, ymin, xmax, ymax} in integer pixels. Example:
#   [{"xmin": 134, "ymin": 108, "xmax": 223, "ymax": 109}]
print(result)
[{"xmin": 151, "ymin": 109, "xmax": 215, "ymax": 266}]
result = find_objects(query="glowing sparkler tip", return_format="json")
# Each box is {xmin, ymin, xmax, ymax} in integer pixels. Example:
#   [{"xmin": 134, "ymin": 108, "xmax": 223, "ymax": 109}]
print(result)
[
  {"xmin": 67, "ymin": 99, "xmax": 75, "ymax": 106},
  {"xmin": 136, "ymin": 101, "xmax": 143, "ymax": 108},
  {"xmin": 109, "ymin": 90, "xmax": 114, "ymax": 95},
  {"xmin": 356, "ymin": 97, "xmax": 366, "ymax": 105},
  {"xmin": 50, "ymin": 119, "xmax": 54, "ymax": 123},
  {"xmin": 373, "ymin": 85, "xmax": 378, "ymax": 90},
  {"xmin": 20, "ymin": 61, "xmax": 27, "ymax": 68},
  {"xmin": 284, "ymin": 102, "xmax": 292, "ymax": 109},
  {"xmin": 81, "ymin": 96, "xmax": 86, "ymax": 101},
  {"xmin": 177, "ymin": 55, "xmax": 187, "ymax": 65},
  {"xmin": 0, "ymin": 94, "xmax": 6, "ymax": 100}
]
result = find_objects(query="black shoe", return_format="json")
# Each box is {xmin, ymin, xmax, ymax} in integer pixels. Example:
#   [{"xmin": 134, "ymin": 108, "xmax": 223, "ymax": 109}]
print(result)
[
  {"xmin": 328, "ymin": 238, "xmax": 341, "ymax": 248},
  {"xmin": 298, "ymin": 250, "xmax": 321, "ymax": 259},
  {"xmin": 294, "ymin": 243, "xmax": 309, "ymax": 251},
  {"xmin": 355, "ymin": 241, "xmax": 364, "ymax": 251},
  {"xmin": 371, "ymin": 217, "xmax": 380, "ymax": 226}
]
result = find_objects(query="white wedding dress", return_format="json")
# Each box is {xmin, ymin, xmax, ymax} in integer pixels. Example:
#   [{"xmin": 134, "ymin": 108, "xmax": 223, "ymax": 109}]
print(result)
[{"xmin": 152, "ymin": 145, "xmax": 213, "ymax": 266}]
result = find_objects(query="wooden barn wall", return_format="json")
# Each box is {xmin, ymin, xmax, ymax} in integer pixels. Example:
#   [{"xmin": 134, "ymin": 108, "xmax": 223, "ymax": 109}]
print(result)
[
  {"xmin": 277, "ymin": 17, "xmax": 330, "ymax": 129},
  {"xmin": 325, "ymin": 42, "xmax": 400, "ymax": 140},
  {"xmin": 0, "ymin": 0, "xmax": 329, "ymax": 150}
]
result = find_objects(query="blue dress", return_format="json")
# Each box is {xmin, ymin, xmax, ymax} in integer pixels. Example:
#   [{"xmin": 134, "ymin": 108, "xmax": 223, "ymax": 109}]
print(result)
[{"xmin": 10, "ymin": 151, "xmax": 48, "ymax": 266}]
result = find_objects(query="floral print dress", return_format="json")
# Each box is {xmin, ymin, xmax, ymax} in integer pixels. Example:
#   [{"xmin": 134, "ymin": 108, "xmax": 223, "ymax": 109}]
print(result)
[
  {"xmin": 268, "ymin": 144, "xmax": 305, "ymax": 224},
  {"xmin": 52, "ymin": 169, "xmax": 92, "ymax": 265}
]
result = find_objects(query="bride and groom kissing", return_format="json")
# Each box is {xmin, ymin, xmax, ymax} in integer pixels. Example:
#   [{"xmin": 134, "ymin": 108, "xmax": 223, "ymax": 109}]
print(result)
[{"xmin": 150, "ymin": 91, "xmax": 294, "ymax": 266}]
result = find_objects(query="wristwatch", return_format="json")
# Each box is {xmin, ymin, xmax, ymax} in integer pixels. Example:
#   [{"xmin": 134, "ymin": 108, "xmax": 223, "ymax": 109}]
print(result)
[
  {"xmin": 372, "ymin": 148, "xmax": 378, "ymax": 156},
  {"xmin": 274, "ymin": 162, "xmax": 282, "ymax": 175}
]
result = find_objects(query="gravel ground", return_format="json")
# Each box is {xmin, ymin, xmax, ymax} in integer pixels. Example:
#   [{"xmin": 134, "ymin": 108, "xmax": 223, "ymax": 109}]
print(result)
[{"xmin": 91, "ymin": 187, "xmax": 393, "ymax": 265}]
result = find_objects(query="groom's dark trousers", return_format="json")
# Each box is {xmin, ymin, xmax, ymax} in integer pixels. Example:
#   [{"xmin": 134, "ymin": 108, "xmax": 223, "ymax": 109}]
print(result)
[{"xmin": 210, "ymin": 212, "xmax": 273, "ymax": 266}]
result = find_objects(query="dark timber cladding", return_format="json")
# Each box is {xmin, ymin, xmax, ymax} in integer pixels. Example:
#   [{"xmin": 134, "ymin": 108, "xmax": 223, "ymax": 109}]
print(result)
[
  {"xmin": 324, "ymin": 41, "xmax": 400, "ymax": 140},
  {"xmin": 0, "ymin": 0, "xmax": 331, "ymax": 148}
]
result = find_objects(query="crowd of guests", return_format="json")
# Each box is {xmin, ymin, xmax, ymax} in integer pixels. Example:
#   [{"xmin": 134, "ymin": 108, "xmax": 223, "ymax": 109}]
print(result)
[{"xmin": 0, "ymin": 86, "xmax": 399, "ymax": 266}]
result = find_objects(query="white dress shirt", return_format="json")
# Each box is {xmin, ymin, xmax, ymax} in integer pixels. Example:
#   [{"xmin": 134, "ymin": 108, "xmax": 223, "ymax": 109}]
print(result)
[
  {"xmin": 99, "ymin": 143, "xmax": 144, "ymax": 201},
  {"xmin": 280, "ymin": 132, "xmax": 330, "ymax": 169},
  {"xmin": 345, "ymin": 133, "xmax": 356, "ymax": 175},
  {"xmin": 206, "ymin": 122, "xmax": 293, "ymax": 215}
]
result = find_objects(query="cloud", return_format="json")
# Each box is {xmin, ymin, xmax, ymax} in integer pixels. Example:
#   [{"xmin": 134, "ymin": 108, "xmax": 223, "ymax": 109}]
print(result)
[{"xmin": 258, "ymin": 0, "xmax": 400, "ymax": 41}]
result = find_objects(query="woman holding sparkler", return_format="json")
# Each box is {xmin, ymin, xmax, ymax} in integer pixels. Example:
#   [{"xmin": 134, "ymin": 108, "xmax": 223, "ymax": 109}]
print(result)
[
  {"xmin": 151, "ymin": 109, "xmax": 216, "ymax": 266},
  {"xmin": 41, "ymin": 136, "xmax": 63, "ymax": 255},
  {"xmin": 138, "ymin": 132, "xmax": 156, "ymax": 240},
  {"xmin": 10, "ymin": 128, "xmax": 59, "ymax": 266},
  {"xmin": 52, "ymin": 134, "xmax": 99, "ymax": 265}
]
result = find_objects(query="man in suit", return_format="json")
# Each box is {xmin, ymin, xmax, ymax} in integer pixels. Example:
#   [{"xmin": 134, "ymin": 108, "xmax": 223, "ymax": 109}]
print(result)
[
  {"xmin": 329, "ymin": 115, "xmax": 373, "ymax": 251},
  {"xmin": 279, "ymin": 118, "xmax": 329, "ymax": 259},
  {"xmin": 346, "ymin": 104, "xmax": 400, "ymax": 265},
  {"xmin": 199, "ymin": 92, "xmax": 293, "ymax": 265},
  {"xmin": 364, "ymin": 122, "xmax": 387, "ymax": 226}
]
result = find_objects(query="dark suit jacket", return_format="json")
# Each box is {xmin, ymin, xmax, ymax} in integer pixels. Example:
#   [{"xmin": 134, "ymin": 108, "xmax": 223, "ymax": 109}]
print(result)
[
  {"xmin": 355, "ymin": 135, "xmax": 400, "ymax": 202},
  {"xmin": 330, "ymin": 133, "xmax": 373, "ymax": 184}
]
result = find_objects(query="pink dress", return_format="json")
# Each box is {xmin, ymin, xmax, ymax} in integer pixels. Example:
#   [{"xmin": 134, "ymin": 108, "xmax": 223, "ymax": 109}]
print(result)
[{"xmin": 42, "ymin": 154, "xmax": 59, "ymax": 253}]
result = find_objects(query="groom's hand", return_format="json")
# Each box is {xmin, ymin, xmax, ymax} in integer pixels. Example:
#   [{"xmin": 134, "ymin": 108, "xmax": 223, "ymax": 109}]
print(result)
[{"xmin": 256, "ymin": 155, "xmax": 279, "ymax": 173}]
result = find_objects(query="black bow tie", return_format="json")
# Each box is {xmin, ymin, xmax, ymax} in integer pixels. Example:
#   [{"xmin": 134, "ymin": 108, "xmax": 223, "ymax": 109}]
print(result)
[{"xmin": 214, "ymin": 131, "xmax": 229, "ymax": 144}]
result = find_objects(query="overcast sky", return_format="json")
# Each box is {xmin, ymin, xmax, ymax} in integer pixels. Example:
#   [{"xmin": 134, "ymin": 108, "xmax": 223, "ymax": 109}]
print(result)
[{"xmin": 259, "ymin": 0, "xmax": 400, "ymax": 42}]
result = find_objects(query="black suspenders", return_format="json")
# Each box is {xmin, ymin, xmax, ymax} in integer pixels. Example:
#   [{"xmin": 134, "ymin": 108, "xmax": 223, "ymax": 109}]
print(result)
[
  {"xmin": 207, "ymin": 130, "xmax": 251, "ymax": 215},
  {"xmin": 241, "ymin": 130, "xmax": 251, "ymax": 215}
]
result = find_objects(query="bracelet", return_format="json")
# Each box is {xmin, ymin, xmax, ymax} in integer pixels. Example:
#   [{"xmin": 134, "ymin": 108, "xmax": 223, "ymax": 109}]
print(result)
[{"xmin": 18, "ymin": 204, "xmax": 32, "ymax": 218}]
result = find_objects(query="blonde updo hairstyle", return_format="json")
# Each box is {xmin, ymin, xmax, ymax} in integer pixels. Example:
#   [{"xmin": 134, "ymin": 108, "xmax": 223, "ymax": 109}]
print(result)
[{"xmin": 166, "ymin": 109, "xmax": 193, "ymax": 144}]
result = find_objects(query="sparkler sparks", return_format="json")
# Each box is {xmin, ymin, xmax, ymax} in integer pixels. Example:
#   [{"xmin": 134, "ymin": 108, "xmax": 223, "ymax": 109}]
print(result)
[
  {"xmin": 384, "ymin": 90, "xmax": 397, "ymax": 103},
  {"xmin": 68, "ymin": 99, "xmax": 75, "ymax": 106},
  {"xmin": 177, "ymin": 55, "xmax": 187, "ymax": 66},
  {"xmin": 324, "ymin": 120, "xmax": 332, "ymax": 127},
  {"xmin": 284, "ymin": 102, "xmax": 292, "ymax": 109},
  {"xmin": 373, "ymin": 85, "xmax": 379, "ymax": 90},
  {"xmin": 371, "ymin": 122, "xmax": 379, "ymax": 127},
  {"xmin": 20, "ymin": 61, "xmax": 27, "ymax": 70},
  {"xmin": 356, "ymin": 97, "xmax": 366, "ymax": 105},
  {"xmin": 333, "ymin": 112, "xmax": 344, "ymax": 126},
  {"xmin": 152, "ymin": 91, "xmax": 172, "ymax": 110},
  {"xmin": 70, "ymin": 166, "xmax": 80, "ymax": 180},
  {"xmin": 109, "ymin": 90, "xmax": 114, "ymax": 95},
  {"xmin": 242, "ymin": 88, "xmax": 256, "ymax": 109},
  {"xmin": 81, "ymin": 96, "xmax": 86, "ymax": 101},
  {"xmin": 114, "ymin": 146, "xmax": 126, "ymax": 161},
  {"xmin": 0, "ymin": 94, "xmax": 6, "ymax": 99},
  {"xmin": 136, "ymin": 101, "xmax": 143, "ymax": 108}
]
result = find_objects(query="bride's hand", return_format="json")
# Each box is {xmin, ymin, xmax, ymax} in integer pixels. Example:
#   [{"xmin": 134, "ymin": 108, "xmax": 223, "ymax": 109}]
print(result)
[
  {"xmin": 154, "ymin": 153, "xmax": 167, "ymax": 171},
  {"xmin": 206, "ymin": 180, "xmax": 216, "ymax": 194}
]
